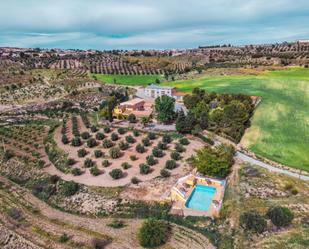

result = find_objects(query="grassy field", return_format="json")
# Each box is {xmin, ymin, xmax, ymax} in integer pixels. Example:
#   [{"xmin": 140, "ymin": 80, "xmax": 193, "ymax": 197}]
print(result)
[
  {"xmin": 93, "ymin": 74, "xmax": 161, "ymax": 85},
  {"xmin": 162, "ymin": 68, "xmax": 309, "ymax": 171}
]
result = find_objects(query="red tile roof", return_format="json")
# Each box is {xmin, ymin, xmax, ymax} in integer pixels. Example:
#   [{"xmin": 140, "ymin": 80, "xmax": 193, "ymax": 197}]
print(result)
[{"xmin": 173, "ymin": 91, "xmax": 187, "ymax": 97}]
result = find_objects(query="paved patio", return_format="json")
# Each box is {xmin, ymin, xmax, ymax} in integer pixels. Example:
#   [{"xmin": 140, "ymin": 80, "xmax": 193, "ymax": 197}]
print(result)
[{"xmin": 170, "ymin": 174, "xmax": 226, "ymax": 217}]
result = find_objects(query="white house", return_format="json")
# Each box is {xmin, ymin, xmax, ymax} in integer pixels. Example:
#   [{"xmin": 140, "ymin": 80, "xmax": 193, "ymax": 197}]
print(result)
[
  {"xmin": 144, "ymin": 84, "xmax": 186, "ymax": 101},
  {"xmin": 145, "ymin": 84, "xmax": 174, "ymax": 98}
]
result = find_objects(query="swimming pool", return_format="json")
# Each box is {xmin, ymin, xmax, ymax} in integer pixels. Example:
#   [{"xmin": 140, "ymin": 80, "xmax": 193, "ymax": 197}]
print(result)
[{"xmin": 185, "ymin": 184, "xmax": 216, "ymax": 212}]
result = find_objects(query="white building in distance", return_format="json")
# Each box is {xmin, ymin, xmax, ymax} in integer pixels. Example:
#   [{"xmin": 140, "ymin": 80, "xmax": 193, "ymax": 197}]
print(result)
[{"xmin": 144, "ymin": 84, "xmax": 186, "ymax": 101}]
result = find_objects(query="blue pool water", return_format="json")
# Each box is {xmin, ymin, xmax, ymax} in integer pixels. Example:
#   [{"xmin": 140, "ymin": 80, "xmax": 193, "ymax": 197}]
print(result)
[{"xmin": 185, "ymin": 184, "xmax": 216, "ymax": 212}]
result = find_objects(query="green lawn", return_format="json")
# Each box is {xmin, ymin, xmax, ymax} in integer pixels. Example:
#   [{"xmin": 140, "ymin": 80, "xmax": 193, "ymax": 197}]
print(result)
[
  {"xmin": 161, "ymin": 68, "xmax": 309, "ymax": 171},
  {"xmin": 93, "ymin": 74, "xmax": 161, "ymax": 86}
]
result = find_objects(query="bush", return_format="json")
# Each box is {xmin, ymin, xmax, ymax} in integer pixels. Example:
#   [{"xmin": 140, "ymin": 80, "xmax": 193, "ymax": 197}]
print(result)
[
  {"xmin": 72, "ymin": 116, "xmax": 80, "ymax": 136},
  {"xmin": 90, "ymin": 166, "xmax": 100, "ymax": 176},
  {"xmin": 140, "ymin": 163, "xmax": 151, "ymax": 174},
  {"xmin": 147, "ymin": 132, "xmax": 156, "ymax": 140},
  {"xmin": 142, "ymin": 137, "xmax": 151, "ymax": 146},
  {"xmin": 125, "ymin": 135, "xmax": 136, "ymax": 144},
  {"xmin": 157, "ymin": 142, "xmax": 168, "ymax": 150},
  {"xmin": 104, "ymin": 126, "xmax": 111, "ymax": 133},
  {"xmin": 175, "ymin": 143, "xmax": 185, "ymax": 153},
  {"xmin": 7, "ymin": 208, "xmax": 22, "ymax": 220},
  {"xmin": 136, "ymin": 144, "xmax": 146, "ymax": 153},
  {"xmin": 109, "ymin": 147, "xmax": 121, "ymax": 159},
  {"xmin": 77, "ymin": 148, "xmax": 87, "ymax": 157},
  {"xmin": 102, "ymin": 159, "xmax": 110, "ymax": 167},
  {"xmin": 37, "ymin": 159, "xmax": 45, "ymax": 168},
  {"xmin": 49, "ymin": 175, "xmax": 60, "ymax": 184},
  {"xmin": 146, "ymin": 155, "xmax": 157, "ymax": 166},
  {"xmin": 162, "ymin": 134, "xmax": 172, "ymax": 143},
  {"xmin": 130, "ymin": 155, "xmax": 138, "ymax": 161},
  {"xmin": 81, "ymin": 113, "xmax": 90, "ymax": 128},
  {"xmin": 266, "ymin": 206, "xmax": 294, "ymax": 227},
  {"xmin": 152, "ymin": 148, "xmax": 163, "ymax": 158},
  {"xmin": 31, "ymin": 180, "xmax": 55, "ymax": 200},
  {"xmin": 3, "ymin": 150, "xmax": 14, "ymax": 161},
  {"xmin": 160, "ymin": 169, "xmax": 170, "ymax": 177},
  {"xmin": 60, "ymin": 181, "xmax": 79, "ymax": 196},
  {"xmin": 138, "ymin": 219, "xmax": 168, "ymax": 248},
  {"xmin": 108, "ymin": 219, "xmax": 125, "ymax": 229},
  {"xmin": 84, "ymin": 158, "xmax": 95, "ymax": 168},
  {"xmin": 102, "ymin": 139, "xmax": 113, "ymax": 148},
  {"xmin": 117, "ymin": 127, "xmax": 126, "ymax": 134},
  {"xmin": 109, "ymin": 169, "xmax": 123, "ymax": 179},
  {"xmin": 71, "ymin": 137, "xmax": 81, "ymax": 147},
  {"xmin": 59, "ymin": 233, "xmax": 70, "ymax": 243},
  {"xmin": 165, "ymin": 160, "xmax": 177, "ymax": 170},
  {"xmin": 90, "ymin": 126, "xmax": 98, "ymax": 132},
  {"xmin": 111, "ymin": 132, "xmax": 119, "ymax": 141},
  {"xmin": 240, "ymin": 210, "xmax": 267, "ymax": 233},
  {"xmin": 131, "ymin": 177, "xmax": 140, "ymax": 184},
  {"xmin": 81, "ymin": 131, "xmax": 91, "ymax": 140},
  {"xmin": 71, "ymin": 168, "xmax": 82, "ymax": 176},
  {"xmin": 119, "ymin": 140, "xmax": 129, "ymax": 150},
  {"xmin": 94, "ymin": 150, "xmax": 103, "ymax": 158},
  {"xmin": 179, "ymin": 137, "xmax": 190, "ymax": 145},
  {"xmin": 197, "ymin": 133, "xmax": 215, "ymax": 145},
  {"xmin": 284, "ymin": 183, "xmax": 293, "ymax": 190},
  {"xmin": 96, "ymin": 132, "xmax": 105, "ymax": 140},
  {"xmin": 121, "ymin": 162, "xmax": 131, "ymax": 169},
  {"xmin": 133, "ymin": 129, "xmax": 140, "ymax": 137},
  {"xmin": 66, "ymin": 158, "xmax": 75, "ymax": 166},
  {"xmin": 128, "ymin": 114, "xmax": 137, "ymax": 123},
  {"xmin": 87, "ymin": 138, "xmax": 97, "ymax": 148},
  {"xmin": 61, "ymin": 135, "xmax": 69, "ymax": 144},
  {"xmin": 291, "ymin": 188, "xmax": 298, "ymax": 195},
  {"xmin": 170, "ymin": 151, "xmax": 181, "ymax": 161}
]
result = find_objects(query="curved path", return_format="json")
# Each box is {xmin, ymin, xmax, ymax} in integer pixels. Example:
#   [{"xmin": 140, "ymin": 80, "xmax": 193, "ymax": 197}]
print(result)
[
  {"xmin": 236, "ymin": 152, "xmax": 309, "ymax": 181},
  {"xmin": 202, "ymin": 130, "xmax": 309, "ymax": 181}
]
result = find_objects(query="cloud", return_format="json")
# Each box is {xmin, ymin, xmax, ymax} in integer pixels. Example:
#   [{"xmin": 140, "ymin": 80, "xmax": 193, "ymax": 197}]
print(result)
[{"xmin": 0, "ymin": 0, "xmax": 308, "ymax": 49}]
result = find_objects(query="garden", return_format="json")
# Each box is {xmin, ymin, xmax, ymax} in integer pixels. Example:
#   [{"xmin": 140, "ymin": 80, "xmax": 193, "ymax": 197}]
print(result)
[{"xmin": 50, "ymin": 115, "xmax": 204, "ymax": 187}]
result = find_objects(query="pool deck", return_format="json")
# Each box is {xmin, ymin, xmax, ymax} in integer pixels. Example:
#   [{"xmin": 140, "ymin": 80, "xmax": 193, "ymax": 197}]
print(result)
[{"xmin": 170, "ymin": 174, "xmax": 226, "ymax": 217}]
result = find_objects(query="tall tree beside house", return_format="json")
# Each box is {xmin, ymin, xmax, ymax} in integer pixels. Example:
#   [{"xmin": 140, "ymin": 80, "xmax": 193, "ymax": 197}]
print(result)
[
  {"xmin": 185, "ymin": 111, "xmax": 197, "ymax": 133},
  {"xmin": 175, "ymin": 110, "xmax": 187, "ymax": 133},
  {"xmin": 155, "ymin": 95, "xmax": 175, "ymax": 124},
  {"xmin": 176, "ymin": 110, "xmax": 197, "ymax": 134},
  {"xmin": 107, "ymin": 96, "xmax": 117, "ymax": 122},
  {"xmin": 99, "ymin": 107, "xmax": 109, "ymax": 119},
  {"xmin": 199, "ymin": 111, "xmax": 209, "ymax": 129}
]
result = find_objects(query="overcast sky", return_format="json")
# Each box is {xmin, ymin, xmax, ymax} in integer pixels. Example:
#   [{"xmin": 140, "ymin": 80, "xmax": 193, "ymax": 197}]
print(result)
[{"xmin": 0, "ymin": 0, "xmax": 309, "ymax": 50}]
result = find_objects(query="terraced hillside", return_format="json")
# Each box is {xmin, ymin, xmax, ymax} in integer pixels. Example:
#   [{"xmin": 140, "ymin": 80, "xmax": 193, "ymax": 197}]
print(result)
[
  {"xmin": 0, "ymin": 176, "xmax": 215, "ymax": 249},
  {"xmin": 1, "ymin": 40, "xmax": 308, "ymax": 78}
]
